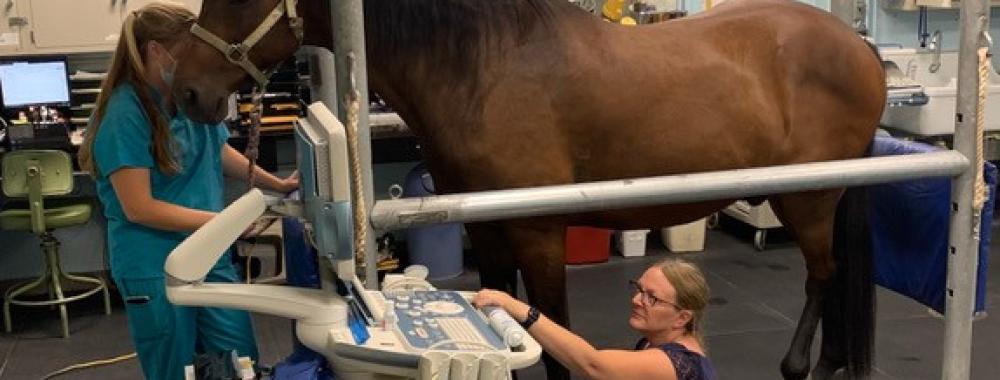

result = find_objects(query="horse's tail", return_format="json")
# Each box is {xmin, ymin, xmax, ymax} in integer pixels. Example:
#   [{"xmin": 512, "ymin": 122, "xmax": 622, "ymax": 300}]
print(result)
[{"xmin": 826, "ymin": 162, "xmax": 875, "ymax": 378}]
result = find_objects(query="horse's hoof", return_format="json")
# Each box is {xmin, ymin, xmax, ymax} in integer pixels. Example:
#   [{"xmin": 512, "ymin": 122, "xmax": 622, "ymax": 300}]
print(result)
[
  {"xmin": 780, "ymin": 357, "xmax": 811, "ymax": 380},
  {"xmin": 809, "ymin": 362, "xmax": 843, "ymax": 380}
]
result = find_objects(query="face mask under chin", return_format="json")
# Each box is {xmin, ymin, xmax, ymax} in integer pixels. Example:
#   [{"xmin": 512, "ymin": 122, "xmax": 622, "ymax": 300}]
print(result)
[{"xmin": 155, "ymin": 42, "xmax": 178, "ymax": 88}]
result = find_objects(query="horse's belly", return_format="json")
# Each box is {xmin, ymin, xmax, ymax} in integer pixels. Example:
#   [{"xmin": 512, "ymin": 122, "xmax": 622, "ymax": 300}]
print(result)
[{"xmin": 575, "ymin": 200, "xmax": 735, "ymax": 230}]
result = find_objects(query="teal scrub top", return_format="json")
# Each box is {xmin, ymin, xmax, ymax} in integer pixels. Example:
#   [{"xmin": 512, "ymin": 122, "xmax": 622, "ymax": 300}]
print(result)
[{"xmin": 93, "ymin": 83, "xmax": 230, "ymax": 280}]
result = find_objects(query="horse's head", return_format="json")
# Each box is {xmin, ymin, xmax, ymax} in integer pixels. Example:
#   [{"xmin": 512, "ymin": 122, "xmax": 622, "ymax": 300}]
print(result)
[{"xmin": 173, "ymin": 0, "xmax": 303, "ymax": 123}]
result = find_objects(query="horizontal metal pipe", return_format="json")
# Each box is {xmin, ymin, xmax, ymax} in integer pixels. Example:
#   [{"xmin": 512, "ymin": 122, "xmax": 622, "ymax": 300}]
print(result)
[{"xmin": 371, "ymin": 151, "xmax": 968, "ymax": 231}]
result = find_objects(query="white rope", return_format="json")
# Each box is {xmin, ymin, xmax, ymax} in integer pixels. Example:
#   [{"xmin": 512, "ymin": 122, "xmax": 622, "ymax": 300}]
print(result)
[
  {"xmin": 974, "ymin": 46, "xmax": 990, "ymax": 213},
  {"xmin": 345, "ymin": 53, "xmax": 368, "ymax": 278}
]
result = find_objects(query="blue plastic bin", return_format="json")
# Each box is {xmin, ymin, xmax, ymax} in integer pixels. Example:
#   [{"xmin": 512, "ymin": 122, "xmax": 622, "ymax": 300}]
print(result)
[
  {"xmin": 403, "ymin": 163, "xmax": 464, "ymax": 280},
  {"xmin": 870, "ymin": 136, "xmax": 994, "ymax": 314}
]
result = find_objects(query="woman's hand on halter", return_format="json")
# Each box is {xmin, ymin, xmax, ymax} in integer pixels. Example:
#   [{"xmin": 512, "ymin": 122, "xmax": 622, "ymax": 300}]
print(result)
[{"xmin": 473, "ymin": 289, "xmax": 532, "ymax": 323}]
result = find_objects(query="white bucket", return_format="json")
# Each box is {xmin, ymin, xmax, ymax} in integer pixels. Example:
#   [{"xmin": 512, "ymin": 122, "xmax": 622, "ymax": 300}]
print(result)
[
  {"xmin": 661, "ymin": 218, "xmax": 707, "ymax": 253},
  {"xmin": 616, "ymin": 230, "xmax": 650, "ymax": 257}
]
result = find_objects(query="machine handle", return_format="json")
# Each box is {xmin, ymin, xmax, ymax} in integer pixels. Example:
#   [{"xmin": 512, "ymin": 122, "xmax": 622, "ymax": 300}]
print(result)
[{"xmin": 165, "ymin": 189, "xmax": 266, "ymax": 282}]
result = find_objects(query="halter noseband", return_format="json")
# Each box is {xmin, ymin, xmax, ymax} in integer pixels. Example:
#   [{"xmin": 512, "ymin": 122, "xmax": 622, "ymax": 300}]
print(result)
[{"xmin": 190, "ymin": 0, "xmax": 303, "ymax": 87}]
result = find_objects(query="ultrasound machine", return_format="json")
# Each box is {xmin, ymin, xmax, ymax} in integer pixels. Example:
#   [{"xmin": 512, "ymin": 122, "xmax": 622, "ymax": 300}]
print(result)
[
  {"xmin": 0, "ymin": 56, "xmax": 73, "ymax": 151},
  {"xmin": 164, "ymin": 102, "xmax": 542, "ymax": 379}
]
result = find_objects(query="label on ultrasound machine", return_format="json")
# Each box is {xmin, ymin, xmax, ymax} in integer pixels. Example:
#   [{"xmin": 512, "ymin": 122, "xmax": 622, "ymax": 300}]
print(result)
[{"xmin": 385, "ymin": 291, "xmax": 506, "ymax": 351}]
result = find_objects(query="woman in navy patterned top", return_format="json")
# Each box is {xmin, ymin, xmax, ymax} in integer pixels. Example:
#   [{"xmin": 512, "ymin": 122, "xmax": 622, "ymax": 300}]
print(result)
[{"xmin": 474, "ymin": 258, "xmax": 716, "ymax": 380}]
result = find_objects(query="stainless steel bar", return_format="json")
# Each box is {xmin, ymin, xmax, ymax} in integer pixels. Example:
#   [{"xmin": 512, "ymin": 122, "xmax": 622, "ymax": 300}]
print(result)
[
  {"xmin": 943, "ymin": 0, "xmax": 990, "ymax": 378},
  {"xmin": 330, "ymin": 0, "xmax": 378, "ymax": 289},
  {"xmin": 371, "ymin": 151, "xmax": 968, "ymax": 231}
]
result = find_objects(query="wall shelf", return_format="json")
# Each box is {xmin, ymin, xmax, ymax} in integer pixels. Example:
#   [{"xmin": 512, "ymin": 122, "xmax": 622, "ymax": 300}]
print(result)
[{"xmin": 883, "ymin": 0, "xmax": 1000, "ymax": 10}]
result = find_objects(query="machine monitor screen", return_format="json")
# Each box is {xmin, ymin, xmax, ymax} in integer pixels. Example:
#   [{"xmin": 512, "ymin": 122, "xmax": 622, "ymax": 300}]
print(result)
[{"xmin": 0, "ymin": 57, "xmax": 71, "ymax": 109}]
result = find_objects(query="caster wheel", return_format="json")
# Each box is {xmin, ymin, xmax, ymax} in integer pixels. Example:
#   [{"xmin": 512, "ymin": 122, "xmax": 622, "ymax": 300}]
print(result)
[{"xmin": 753, "ymin": 230, "xmax": 767, "ymax": 251}]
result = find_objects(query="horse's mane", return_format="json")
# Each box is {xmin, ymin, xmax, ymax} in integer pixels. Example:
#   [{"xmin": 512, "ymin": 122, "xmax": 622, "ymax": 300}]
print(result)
[{"xmin": 364, "ymin": 0, "xmax": 558, "ymax": 73}]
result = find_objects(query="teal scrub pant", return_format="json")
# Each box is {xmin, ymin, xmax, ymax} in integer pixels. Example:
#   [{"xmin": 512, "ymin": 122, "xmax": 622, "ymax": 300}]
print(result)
[{"xmin": 116, "ymin": 260, "xmax": 259, "ymax": 380}]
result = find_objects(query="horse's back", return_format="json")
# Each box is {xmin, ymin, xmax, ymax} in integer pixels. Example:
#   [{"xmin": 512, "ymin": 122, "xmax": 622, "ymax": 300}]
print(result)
[
  {"xmin": 434, "ymin": 0, "xmax": 884, "ymax": 229},
  {"xmin": 560, "ymin": 0, "xmax": 883, "ymax": 174}
]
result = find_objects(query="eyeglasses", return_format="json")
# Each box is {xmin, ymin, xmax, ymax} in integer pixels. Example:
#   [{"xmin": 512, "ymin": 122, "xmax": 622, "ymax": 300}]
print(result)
[{"xmin": 628, "ymin": 279, "xmax": 681, "ymax": 309}]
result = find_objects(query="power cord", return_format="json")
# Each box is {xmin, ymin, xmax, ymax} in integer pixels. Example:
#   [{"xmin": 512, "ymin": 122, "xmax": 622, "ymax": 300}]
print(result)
[
  {"xmin": 42, "ymin": 352, "xmax": 135, "ymax": 380},
  {"xmin": 239, "ymin": 216, "xmax": 281, "ymax": 283},
  {"xmin": 0, "ymin": 336, "xmax": 17, "ymax": 379},
  {"xmin": 0, "ymin": 334, "xmax": 135, "ymax": 380},
  {"xmin": 40, "ymin": 352, "xmax": 137, "ymax": 379}
]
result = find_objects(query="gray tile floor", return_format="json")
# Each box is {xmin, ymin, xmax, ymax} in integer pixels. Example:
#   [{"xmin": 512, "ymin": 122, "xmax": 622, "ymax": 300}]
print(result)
[{"xmin": 1, "ymin": 218, "xmax": 998, "ymax": 379}]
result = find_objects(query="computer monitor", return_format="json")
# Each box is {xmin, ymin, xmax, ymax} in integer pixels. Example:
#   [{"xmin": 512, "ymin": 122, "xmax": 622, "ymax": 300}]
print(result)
[
  {"xmin": 294, "ymin": 102, "xmax": 354, "ymax": 280},
  {"xmin": 0, "ymin": 56, "xmax": 71, "ymax": 109}
]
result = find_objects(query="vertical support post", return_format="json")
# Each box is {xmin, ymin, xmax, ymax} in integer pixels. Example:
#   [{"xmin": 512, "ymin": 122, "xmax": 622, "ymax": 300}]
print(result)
[
  {"xmin": 945, "ymin": 1, "xmax": 989, "ymax": 379},
  {"xmin": 830, "ymin": 0, "xmax": 866, "ymax": 34},
  {"xmin": 331, "ymin": 0, "xmax": 378, "ymax": 289},
  {"xmin": 306, "ymin": 46, "xmax": 339, "ymax": 117}
]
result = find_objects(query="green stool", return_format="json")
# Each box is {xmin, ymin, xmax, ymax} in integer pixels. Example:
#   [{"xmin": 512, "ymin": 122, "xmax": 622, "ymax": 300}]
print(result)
[{"xmin": 1, "ymin": 150, "xmax": 111, "ymax": 338}]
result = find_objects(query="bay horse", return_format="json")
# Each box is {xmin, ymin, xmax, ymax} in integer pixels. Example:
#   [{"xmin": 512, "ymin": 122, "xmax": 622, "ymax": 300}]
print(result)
[{"xmin": 171, "ymin": 0, "xmax": 885, "ymax": 379}]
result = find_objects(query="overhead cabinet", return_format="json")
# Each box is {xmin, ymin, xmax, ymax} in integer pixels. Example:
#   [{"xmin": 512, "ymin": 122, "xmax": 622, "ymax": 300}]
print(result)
[
  {"xmin": 2, "ymin": 0, "xmax": 202, "ymax": 56},
  {"xmin": 0, "ymin": 0, "xmax": 25, "ymax": 54}
]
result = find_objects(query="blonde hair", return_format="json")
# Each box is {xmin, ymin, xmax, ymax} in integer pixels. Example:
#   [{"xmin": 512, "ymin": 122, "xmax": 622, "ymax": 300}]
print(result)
[
  {"xmin": 655, "ymin": 258, "xmax": 710, "ymax": 346},
  {"xmin": 79, "ymin": 1, "xmax": 195, "ymax": 176}
]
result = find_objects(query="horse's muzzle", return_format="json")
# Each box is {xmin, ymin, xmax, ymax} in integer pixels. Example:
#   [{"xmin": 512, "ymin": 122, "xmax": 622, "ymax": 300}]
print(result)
[{"xmin": 178, "ymin": 85, "xmax": 228, "ymax": 124}]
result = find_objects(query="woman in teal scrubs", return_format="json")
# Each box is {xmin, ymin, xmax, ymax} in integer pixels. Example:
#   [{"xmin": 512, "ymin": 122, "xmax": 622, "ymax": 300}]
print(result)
[{"xmin": 77, "ymin": 3, "xmax": 298, "ymax": 379}]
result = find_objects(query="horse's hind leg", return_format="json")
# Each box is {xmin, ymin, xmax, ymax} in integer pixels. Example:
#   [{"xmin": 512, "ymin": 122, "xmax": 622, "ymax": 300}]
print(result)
[
  {"xmin": 769, "ymin": 191, "xmax": 844, "ymax": 380},
  {"xmin": 504, "ymin": 220, "xmax": 571, "ymax": 380}
]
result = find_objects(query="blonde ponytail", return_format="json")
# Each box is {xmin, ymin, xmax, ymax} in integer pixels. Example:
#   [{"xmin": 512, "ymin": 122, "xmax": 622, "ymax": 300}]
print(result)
[
  {"xmin": 79, "ymin": 2, "xmax": 195, "ymax": 176},
  {"xmin": 123, "ymin": 12, "xmax": 146, "ymax": 81}
]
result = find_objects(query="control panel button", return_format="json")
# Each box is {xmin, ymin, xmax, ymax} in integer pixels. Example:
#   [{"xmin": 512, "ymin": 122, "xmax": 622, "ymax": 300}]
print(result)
[{"xmin": 423, "ymin": 301, "xmax": 464, "ymax": 315}]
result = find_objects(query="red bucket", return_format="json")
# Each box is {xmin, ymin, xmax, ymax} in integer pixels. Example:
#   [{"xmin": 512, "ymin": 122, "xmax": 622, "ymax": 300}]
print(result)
[{"xmin": 565, "ymin": 226, "xmax": 612, "ymax": 264}]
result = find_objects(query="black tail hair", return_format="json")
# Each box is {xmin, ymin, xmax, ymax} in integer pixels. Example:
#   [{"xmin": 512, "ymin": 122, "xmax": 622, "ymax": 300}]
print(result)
[{"xmin": 825, "ymin": 178, "xmax": 875, "ymax": 378}]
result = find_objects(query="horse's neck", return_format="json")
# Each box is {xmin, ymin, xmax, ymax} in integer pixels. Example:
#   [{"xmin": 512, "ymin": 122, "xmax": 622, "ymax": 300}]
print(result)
[
  {"xmin": 302, "ymin": 0, "xmax": 332, "ymax": 48},
  {"xmin": 362, "ymin": 1, "xmax": 596, "ymax": 131},
  {"xmin": 302, "ymin": 0, "xmax": 604, "ymax": 153}
]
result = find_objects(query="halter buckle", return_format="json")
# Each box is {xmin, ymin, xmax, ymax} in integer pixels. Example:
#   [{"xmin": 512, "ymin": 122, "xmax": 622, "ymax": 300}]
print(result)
[
  {"xmin": 289, "ymin": 18, "xmax": 304, "ymax": 41},
  {"xmin": 226, "ymin": 43, "xmax": 251, "ymax": 64}
]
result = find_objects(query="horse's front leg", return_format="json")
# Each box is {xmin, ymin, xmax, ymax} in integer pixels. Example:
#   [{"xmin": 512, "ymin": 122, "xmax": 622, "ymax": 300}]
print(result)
[
  {"xmin": 504, "ymin": 220, "xmax": 571, "ymax": 380},
  {"xmin": 466, "ymin": 222, "xmax": 518, "ymax": 294}
]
